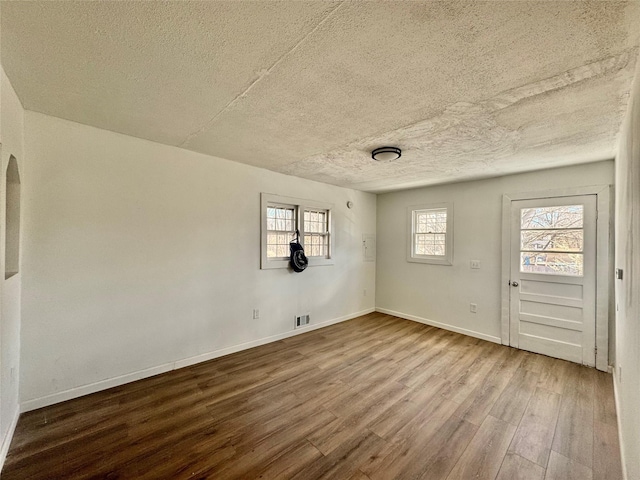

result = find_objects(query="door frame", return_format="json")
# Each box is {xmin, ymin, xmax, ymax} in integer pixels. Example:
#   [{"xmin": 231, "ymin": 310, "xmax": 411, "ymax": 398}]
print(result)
[{"xmin": 501, "ymin": 185, "xmax": 611, "ymax": 371}]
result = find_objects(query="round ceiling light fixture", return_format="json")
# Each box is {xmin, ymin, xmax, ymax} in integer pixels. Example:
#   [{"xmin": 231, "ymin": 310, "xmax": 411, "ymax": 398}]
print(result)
[{"xmin": 371, "ymin": 146, "xmax": 401, "ymax": 162}]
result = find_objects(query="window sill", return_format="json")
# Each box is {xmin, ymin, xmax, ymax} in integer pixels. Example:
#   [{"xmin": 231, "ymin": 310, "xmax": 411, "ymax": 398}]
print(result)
[
  {"xmin": 407, "ymin": 256, "xmax": 452, "ymax": 266},
  {"xmin": 261, "ymin": 258, "xmax": 334, "ymax": 270}
]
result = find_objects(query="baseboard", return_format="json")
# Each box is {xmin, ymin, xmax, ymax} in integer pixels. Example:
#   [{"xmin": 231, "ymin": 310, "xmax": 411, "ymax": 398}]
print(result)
[
  {"xmin": 21, "ymin": 307, "xmax": 375, "ymax": 413},
  {"xmin": 375, "ymin": 308, "xmax": 502, "ymax": 344},
  {"xmin": 612, "ymin": 367, "xmax": 628, "ymax": 480},
  {"xmin": 174, "ymin": 307, "xmax": 375, "ymax": 369},
  {"xmin": 0, "ymin": 407, "xmax": 20, "ymax": 472},
  {"xmin": 21, "ymin": 362, "xmax": 176, "ymax": 412}
]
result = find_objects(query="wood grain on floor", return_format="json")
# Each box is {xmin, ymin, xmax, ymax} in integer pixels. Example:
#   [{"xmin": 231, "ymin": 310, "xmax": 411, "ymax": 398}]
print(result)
[{"xmin": 2, "ymin": 313, "xmax": 622, "ymax": 479}]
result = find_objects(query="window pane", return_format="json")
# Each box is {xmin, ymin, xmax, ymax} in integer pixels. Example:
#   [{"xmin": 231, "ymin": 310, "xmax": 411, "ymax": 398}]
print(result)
[
  {"xmin": 304, "ymin": 232, "xmax": 328, "ymax": 257},
  {"xmin": 521, "ymin": 229, "xmax": 583, "ymax": 252},
  {"xmin": 267, "ymin": 232, "xmax": 289, "ymax": 259},
  {"xmin": 415, "ymin": 209, "xmax": 447, "ymax": 234},
  {"xmin": 521, "ymin": 205, "xmax": 583, "ymax": 229},
  {"xmin": 276, "ymin": 245, "xmax": 288, "ymax": 258},
  {"xmin": 267, "ymin": 205, "xmax": 295, "ymax": 233},
  {"xmin": 304, "ymin": 209, "xmax": 328, "ymax": 237},
  {"xmin": 414, "ymin": 233, "xmax": 446, "ymax": 256},
  {"xmin": 520, "ymin": 252, "xmax": 583, "ymax": 276}
]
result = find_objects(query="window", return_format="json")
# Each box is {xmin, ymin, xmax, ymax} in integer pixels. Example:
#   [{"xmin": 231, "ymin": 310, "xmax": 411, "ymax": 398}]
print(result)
[
  {"xmin": 407, "ymin": 203, "xmax": 453, "ymax": 265},
  {"xmin": 303, "ymin": 209, "xmax": 329, "ymax": 257},
  {"xmin": 266, "ymin": 204, "xmax": 296, "ymax": 259},
  {"xmin": 261, "ymin": 193, "xmax": 333, "ymax": 269}
]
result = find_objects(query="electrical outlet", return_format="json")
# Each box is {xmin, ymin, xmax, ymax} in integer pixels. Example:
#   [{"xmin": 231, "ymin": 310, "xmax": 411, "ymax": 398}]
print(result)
[
  {"xmin": 363, "ymin": 289, "xmax": 367, "ymax": 297},
  {"xmin": 10, "ymin": 367, "xmax": 15, "ymax": 384},
  {"xmin": 253, "ymin": 309, "xmax": 260, "ymax": 319},
  {"xmin": 619, "ymin": 365, "xmax": 623, "ymax": 383},
  {"xmin": 470, "ymin": 303, "xmax": 477, "ymax": 313},
  {"xmin": 470, "ymin": 260, "xmax": 480, "ymax": 269}
]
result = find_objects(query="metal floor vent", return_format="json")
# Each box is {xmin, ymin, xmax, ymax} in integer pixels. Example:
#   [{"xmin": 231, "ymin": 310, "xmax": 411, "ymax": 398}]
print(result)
[{"xmin": 295, "ymin": 314, "xmax": 310, "ymax": 328}]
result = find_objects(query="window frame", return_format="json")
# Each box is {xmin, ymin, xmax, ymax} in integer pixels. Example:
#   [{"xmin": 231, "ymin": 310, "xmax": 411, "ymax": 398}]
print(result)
[
  {"xmin": 261, "ymin": 193, "xmax": 334, "ymax": 270},
  {"xmin": 407, "ymin": 202, "xmax": 453, "ymax": 265}
]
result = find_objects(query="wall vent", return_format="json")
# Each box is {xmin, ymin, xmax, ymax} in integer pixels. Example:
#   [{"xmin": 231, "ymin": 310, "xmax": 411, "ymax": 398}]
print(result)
[{"xmin": 295, "ymin": 314, "xmax": 310, "ymax": 328}]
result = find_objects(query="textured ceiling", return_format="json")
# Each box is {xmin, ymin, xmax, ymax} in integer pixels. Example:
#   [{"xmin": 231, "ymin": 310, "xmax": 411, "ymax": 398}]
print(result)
[{"xmin": 2, "ymin": 1, "xmax": 639, "ymax": 192}]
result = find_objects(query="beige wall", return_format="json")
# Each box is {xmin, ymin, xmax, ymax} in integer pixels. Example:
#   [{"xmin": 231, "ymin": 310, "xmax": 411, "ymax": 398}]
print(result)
[
  {"xmin": 20, "ymin": 111, "xmax": 376, "ymax": 410},
  {"xmin": 0, "ymin": 66, "xmax": 24, "ymax": 465},
  {"xmin": 614, "ymin": 55, "xmax": 640, "ymax": 479},
  {"xmin": 376, "ymin": 161, "xmax": 614, "ymax": 345}
]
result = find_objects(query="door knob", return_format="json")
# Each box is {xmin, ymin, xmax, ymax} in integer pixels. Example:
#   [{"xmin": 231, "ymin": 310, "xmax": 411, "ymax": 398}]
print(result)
[{"xmin": 511, "ymin": 281, "xmax": 519, "ymax": 287}]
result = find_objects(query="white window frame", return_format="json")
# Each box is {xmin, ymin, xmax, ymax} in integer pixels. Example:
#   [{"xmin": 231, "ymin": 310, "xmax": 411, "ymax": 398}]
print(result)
[
  {"xmin": 407, "ymin": 202, "xmax": 453, "ymax": 265},
  {"xmin": 261, "ymin": 193, "xmax": 334, "ymax": 269}
]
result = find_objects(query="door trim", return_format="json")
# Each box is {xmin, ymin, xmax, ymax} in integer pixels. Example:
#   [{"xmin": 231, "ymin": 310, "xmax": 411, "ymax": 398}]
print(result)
[{"xmin": 501, "ymin": 185, "xmax": 611, "ymax": 371}]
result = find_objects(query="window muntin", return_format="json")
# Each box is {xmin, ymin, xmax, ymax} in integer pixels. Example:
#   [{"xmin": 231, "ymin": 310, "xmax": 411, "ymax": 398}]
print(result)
[
  {"xmin": 519, "ymin": 205, "xmax": 584, "ymax": 276},
  {"xmin": 407, "ymin": 203, "xmax": 453, "ymax": 265}
]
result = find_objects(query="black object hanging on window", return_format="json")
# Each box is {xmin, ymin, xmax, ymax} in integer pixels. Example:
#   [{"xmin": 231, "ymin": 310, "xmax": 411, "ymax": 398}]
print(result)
[{"xmin": 290, "ymin": 229, "xmax": 308, "ymax": 273}]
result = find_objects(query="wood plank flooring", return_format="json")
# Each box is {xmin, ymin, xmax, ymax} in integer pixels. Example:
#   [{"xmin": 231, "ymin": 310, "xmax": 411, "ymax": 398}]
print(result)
[{"xmin": 3, "ymin": 313, "xmax": 622, "ymax": 479}]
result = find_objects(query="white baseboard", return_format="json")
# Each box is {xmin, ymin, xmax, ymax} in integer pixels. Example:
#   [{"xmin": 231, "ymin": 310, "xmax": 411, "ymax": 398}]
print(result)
[
  {"xmin": 0, "ymin": 407, "xmax": 20, "ymax": 472},
  {"xmin": 612, "ymin": 366, "xmax": 628, "ymax": 480},
  {"xmin": 21, "ymin": 363, "xmax": 176, "ymax": 412},
  {"xmin": 21, "ymin": 307, "xmax": 375, "ymax": 413},
  {"xmin": 375, "ymin": 308, "xmax": 502, "ymax": 344},
  {"xmin": 174, "ymin": 307, "xmax": 374, "ymax": 369}
]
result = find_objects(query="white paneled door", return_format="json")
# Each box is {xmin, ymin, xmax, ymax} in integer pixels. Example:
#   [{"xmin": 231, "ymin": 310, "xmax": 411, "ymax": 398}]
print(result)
[{"xmin": 509, "ymin": 195, "xmax": 597, "ymax": 365}]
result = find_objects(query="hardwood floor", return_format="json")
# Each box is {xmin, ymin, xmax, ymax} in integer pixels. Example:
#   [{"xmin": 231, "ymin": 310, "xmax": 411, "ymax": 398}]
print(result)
[{"xmin": 3, "ymin": 313, "xmax": 622, "ymax": 479}]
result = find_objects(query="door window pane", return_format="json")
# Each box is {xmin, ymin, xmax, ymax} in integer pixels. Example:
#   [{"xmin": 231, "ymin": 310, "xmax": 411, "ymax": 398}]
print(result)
[
  {"xmin": 520, "ymin": 229, "xmax": 583, "ymax": 252},
  {"xmin": 521, "ymin": 205, "xmax": 583, "ymax": 229},
  {"xmin": 520, "ymin": 252, "xmax": 583, "ymax": 276}
]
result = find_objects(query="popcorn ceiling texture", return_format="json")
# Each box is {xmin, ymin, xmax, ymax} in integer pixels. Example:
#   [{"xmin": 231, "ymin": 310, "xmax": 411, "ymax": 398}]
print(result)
[
  {"xmin": 283, "ymin": 49, "xmax": 638, "ymax": 191},
  {"xmin": 2, "ymin": 1, "xmax": 639, "ymax": 192}
]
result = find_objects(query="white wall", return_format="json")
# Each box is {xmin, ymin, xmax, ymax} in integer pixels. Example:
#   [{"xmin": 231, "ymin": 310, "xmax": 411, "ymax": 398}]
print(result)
[
  {"xmin": 614, "ymin": 55, "xmax": 640, "ymax": 480},
  {"xmin": 21, "ymin": 111, "xmax": 376, "ymax": 410},
  {"xmin": 376, "ymin": 161, "xmax": 614, "ymax": 344},
  {"xmin": 0, "ymin": 66, "xmax": 24, "ymax": 466}
]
